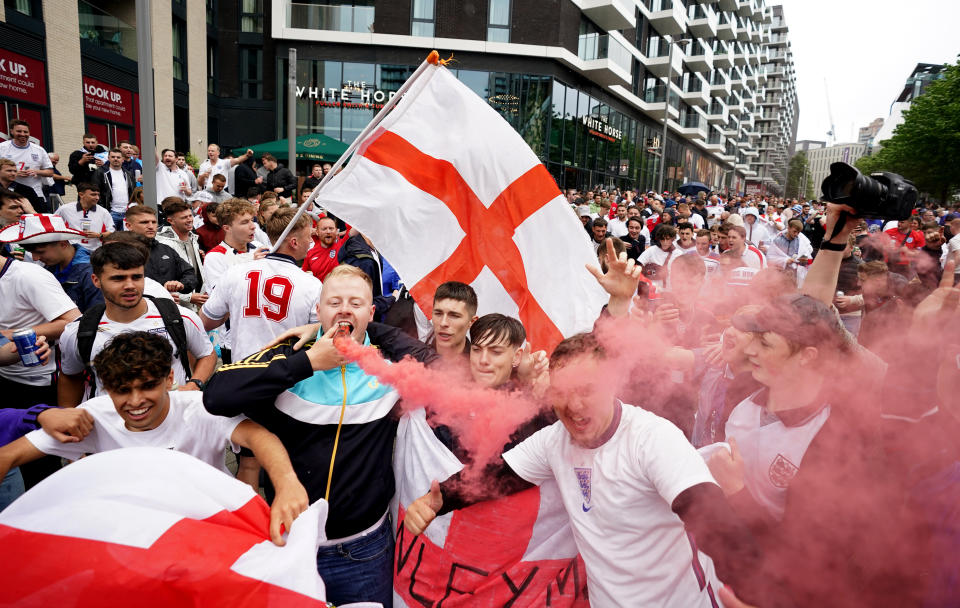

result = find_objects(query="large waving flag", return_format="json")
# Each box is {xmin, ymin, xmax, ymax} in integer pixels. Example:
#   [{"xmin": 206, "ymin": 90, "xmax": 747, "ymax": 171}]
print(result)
[
  {"xmin": 317, "ymin": 54, "xmax": 606, "ymax": 352},
  {"xmin": 0, "ymin": 448, "xmax": 338, "ymax": 607},
  {"xmin": 391, "ymin": 410, "xmax": 589, "ymax": 607}
]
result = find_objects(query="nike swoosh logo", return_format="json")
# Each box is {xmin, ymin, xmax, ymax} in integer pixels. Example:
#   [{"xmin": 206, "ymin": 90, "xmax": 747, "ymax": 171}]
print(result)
[{"xmin": 582, "ymin": 504, "xmax": 592, "ymax": 513}]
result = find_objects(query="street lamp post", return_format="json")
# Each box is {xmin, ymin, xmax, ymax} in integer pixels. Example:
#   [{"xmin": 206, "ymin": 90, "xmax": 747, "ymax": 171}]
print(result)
[
  {"xmin": 135, "ymin": 0, "xmax": 156, "ymax": 209},
  {"xmin": 656, "ymin": 36, "xmax": 689, "ymax": 194}
]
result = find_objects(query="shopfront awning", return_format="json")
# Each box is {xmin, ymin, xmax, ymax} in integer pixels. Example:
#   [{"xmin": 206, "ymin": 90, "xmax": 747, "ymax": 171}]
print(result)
[{"xmin": 233, "ymin": 133, "xmax": 348, "ymax": 162}]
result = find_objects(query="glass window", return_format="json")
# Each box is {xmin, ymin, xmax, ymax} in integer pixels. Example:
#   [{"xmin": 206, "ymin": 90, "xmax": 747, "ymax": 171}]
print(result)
[
  {"xmin": 241, "ymin": 0, "xmax": 263, "ymax": 33},
  {"xmin": 239, "ymin": 48, "xmax": 262, "ymax": 99},
  {"xmin": 78, "ymin": 1, "xmax": 138, "ymax": 61},
  {"xmin": 411, "ymin": 0, "xmax": 434, "ymax": 37},
  {"xmin": 206, "ymin": 0, "xmax": 215, "ymax": 26},
  {"xmin": 172, "ymin": 18, "xmax": 186, "ymax": 81},
  {"xmin": 207, "ymin": 42, "xmax": 217, "ymax": 94},
  {"xmin": 342, "ymin": 62, "xmax": 377, "ymax": 143},
  {"xmin": 6, "ymin": 0, "xmax": 32, "ymax": 16},
  {"xmin": 487, "ymin": 0, "xmax": 510, "ymax": 42}
]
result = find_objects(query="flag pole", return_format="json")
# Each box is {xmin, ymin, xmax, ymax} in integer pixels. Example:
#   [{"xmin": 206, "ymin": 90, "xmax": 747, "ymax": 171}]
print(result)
[{"xmin": 269, "ymin": 51, "xmax": 441, "ymax": 253}]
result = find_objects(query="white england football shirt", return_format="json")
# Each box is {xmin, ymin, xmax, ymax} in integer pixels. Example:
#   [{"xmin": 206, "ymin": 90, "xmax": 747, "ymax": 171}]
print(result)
[
  {"xmin": 504, "ymin": 404, "xmax": 722, "ymax": 607},
  {"xmin": 54, "ymin": 202, "xmax": 115, "ymax": 250},
  {"xmin": 25, "ymin": 391, "xmax": 244, "ymax": 473},
  {"xmin": 198, "ymin": 158, "xmax": 231, "ymax": 185},
  {"xmin": 202, "ymin": 241, "xmax": 258, "ymax": 293},
  {"xmin": 59, "ymin": 299, "xmax": 213, "ymax": 395},
  {"xmin": 724, "ymin": 391, "xmax": 830, "ymax": 521},
  {"xmin": 156, "ymin": 162, "xmax": 189, "ymax": 201},
  {"xmin": 0, "ymin": 259, "xmax": 78, "ymax": 386},
  {"xmin": 106, "ymin": 168, "xmax": 130, "ymax": 212},
  {"xmin": 202, "ymin": 254, "xmax": 321, "ymax": 360},
  {"xmin": 0, "ymin": 140, "xmax": 52, "ymax": 197}
]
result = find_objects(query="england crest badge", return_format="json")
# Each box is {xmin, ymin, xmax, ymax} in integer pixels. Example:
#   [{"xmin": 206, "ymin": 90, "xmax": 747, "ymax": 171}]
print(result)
[{"xmin": 574, "ymin": 467, "xmax": 592, "ymax": 512}]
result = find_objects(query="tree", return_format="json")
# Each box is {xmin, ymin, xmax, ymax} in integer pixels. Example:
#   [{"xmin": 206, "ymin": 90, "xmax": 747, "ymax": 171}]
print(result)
[
  {"xmin": 785, "ymin": 151, "xmax": 808, "ymax": 199},
  {"xmin": 855, "ymin": 59, "xmax": 960, "ymax": 202},
  {"xmin": 804, "ymin": 166, "xmax": 816, "ymax": 201}
]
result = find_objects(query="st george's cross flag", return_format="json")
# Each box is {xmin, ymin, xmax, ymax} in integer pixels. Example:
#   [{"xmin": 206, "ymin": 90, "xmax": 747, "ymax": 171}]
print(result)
[
  {"xmin": 0, "ymin": 448, "xmax": 342, "ymax": 608},
  {"xmin": 317, "ymin": 58, "xmax": 607, "ymax": 353},
  {"xmin": 391, "ymin": 410, "xmax": 589, "ymax": 607}
]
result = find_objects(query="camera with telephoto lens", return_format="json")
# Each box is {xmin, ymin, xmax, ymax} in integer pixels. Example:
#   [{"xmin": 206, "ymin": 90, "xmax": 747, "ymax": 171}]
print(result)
[{"xmin": 820, "ymin": 162, "xmax": 918, "ymax": 220}]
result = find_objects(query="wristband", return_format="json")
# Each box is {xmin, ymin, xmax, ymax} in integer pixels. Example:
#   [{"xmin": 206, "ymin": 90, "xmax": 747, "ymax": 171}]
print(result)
[
  {"xmin": 185, "ymin": 378, "xmax": 205, "ymax": 390},
  {"xmin": 819, "ymin": 241, "xmax": 846, "ymax": 252}
]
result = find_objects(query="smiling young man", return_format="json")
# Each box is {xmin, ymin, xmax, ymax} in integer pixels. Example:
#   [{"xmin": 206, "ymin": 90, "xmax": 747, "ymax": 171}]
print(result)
[
  {"xmin": 57, "ymin": 242, "xmax": 216, "ymax": 406},
  {"xmin": 405, "ymin": 332, "xmax": 763, "ymax": 607},
  {"xmin": 0, "ymin": 120, "xmax": 53, "ymax": 211},
  {"xmin": 0, "ymin": 331, "xmax": 308, "ymax": 545}
]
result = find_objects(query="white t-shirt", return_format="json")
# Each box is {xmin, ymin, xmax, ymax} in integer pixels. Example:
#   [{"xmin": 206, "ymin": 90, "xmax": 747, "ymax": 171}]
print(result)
[
  {"xmin": 503, "ymin": 404, "xmax": 722, "ymax": 607},
  {"xmin": 202, "ymin": 254, "xmax": 321, "ymax": 360},
  {"xmin": 202, "ymin": 241, "xmax": 258, "ymax": 293},
  {"xmin": 685, "ymin": 213, "xmax": 705, "ymax": 229},
  {"xmin": 156, "ymin": 162, "xmax": 190, "ymax": 202},
  {"xmin": 144, "ymin": 277, "xmax": 175, "ymax": 301},
  {"xmin": 106, "ymin": 168, "xmax": 129, "ymax": 212},
  {"xmin": 59, "ymin": 299, "xmax": 213, "ymax": 395},
  {"xmin": 25, "ymin": 391, "xmax": 244, "ymax": 474},
  {"xmin": 0, "ymin": 259, "xmax": 78, "ymax": 385},
  {"xmin": 54, "ymin": 203, "xmax": 115, "ymax": 250},
  {"xmin": 638, "ymin": 245, "xmax": 673, "ymax": 268},
  {"xmin": 606, "ymin": 217, "xmax": 628, "ymax": 238},
  {"xmin": 0, "ymin": 140, "xmax": 52, "ymax": 197},
  {"xmin": 705, "ymin": 205, "xmax": 725, "ymax": 227},
  {"xmin": 198, "ymin": 158, "xmax": 232, "ymax": 186},
  {"xmin": 724, "ymin": 391, "xmax": 831, "ymax": 521}
]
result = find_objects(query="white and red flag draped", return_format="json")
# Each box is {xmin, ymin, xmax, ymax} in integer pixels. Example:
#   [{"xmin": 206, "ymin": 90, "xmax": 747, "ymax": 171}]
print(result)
[
  {"xmin": 0, "ymin": 448, "xmax": 337, "ymax": 608},
  {"xmin": 317, "ymin": 56, "xmax": 606, "ymax": 352}
]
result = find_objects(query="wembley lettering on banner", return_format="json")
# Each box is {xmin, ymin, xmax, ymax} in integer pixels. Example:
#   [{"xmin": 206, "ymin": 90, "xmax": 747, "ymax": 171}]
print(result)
[
  {"xmin": 391, "ymin": 410, "xmax": 589, "ymax": 607},
  {"xmin": 316, "ymin": 56, "xmax": 607, "ymax": 353},
  {"xmin": 0, "ymin": 448, "xmax": 331, "ymax": 607}
]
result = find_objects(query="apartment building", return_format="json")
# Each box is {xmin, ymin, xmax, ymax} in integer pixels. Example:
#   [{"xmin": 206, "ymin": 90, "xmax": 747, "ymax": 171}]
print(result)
[{"xmin": 0, "ymin": 0, "xmax": 800, "ymax": 194}]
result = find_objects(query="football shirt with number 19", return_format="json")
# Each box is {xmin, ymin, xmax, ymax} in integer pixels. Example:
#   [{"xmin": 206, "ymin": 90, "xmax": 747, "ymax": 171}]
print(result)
[{"xmin": 201, "ymin": 255, "xmax": 322, "ymax": 360}]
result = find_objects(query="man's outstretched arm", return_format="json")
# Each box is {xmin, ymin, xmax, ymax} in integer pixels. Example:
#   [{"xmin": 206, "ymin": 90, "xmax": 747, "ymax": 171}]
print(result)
[{"xmin": 230, "ymin": 420, "xmax": 309, "ymax": 546}]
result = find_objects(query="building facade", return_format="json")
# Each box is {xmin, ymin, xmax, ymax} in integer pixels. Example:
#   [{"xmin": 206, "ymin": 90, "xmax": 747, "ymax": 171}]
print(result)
[
  {"xmin": 807, "ymin": 142, "xmax": 866, "ymax": 195},
  {"xmin": 0, "ymin": 0, "xmax": 209, "ymax": 165},
  {"xmin": 260, "ymin": 0, "xmax": 800, "ymax": 194},
  {"xmin": 1, "ymin": 0, "xmax": 800, "ymax": 197},
  {"xmin": 857, "ymin": 117, "xmax": 883, "ymax": 146},
  {"xmin": 873, "ymin": 63, "xmax": 947, "ymax": 146}
]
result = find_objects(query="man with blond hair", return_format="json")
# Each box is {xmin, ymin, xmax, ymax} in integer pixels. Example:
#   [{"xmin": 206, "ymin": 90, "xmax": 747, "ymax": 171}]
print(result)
[{"xmin": 204, "ymin": 263, "xmax": 437, "ymax": 607}]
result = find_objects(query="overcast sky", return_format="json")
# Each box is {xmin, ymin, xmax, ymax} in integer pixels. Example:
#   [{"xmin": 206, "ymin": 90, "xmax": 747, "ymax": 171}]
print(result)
[{"xmin": 776, "ymin": 0, "xmax": 960, "ymax": 144}]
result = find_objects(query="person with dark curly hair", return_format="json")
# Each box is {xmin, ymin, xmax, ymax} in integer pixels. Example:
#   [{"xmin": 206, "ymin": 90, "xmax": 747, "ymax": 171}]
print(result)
[{"xmin": 0, "ymin": 331, "xmax": 310, "ymax": 545}]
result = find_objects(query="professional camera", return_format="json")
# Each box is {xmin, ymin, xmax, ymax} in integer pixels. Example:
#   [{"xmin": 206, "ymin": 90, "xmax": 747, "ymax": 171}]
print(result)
[{"xmin": 820, "ymin": 162, "xmax": 917, "ymax": 220}]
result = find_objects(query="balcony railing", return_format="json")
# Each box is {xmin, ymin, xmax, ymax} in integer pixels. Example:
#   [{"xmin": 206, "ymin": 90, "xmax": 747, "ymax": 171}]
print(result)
[
  {"xmin": 646, "ymin": 36, "xmax": 672, "ymax": 58},
  {"xmin": 288, "ymin": 2, "xmax": 375, "ymax": 32},
  {"xmin": 78, "ymin": 0, "xmax": 137, "ymax": 61},
  {"xmin": 643, "ymin": 82, "xmax": 667, "ymax": 103},
  {"xmin": 708, "ymin": 130, "xmax": 724, "ymax": 144},
  {"xmin": 708, "ymin": 99, "xmax": 725, "ymax": 114},
  {"xmin": 687, "ymin": 40, "xmax": 709, "ymax": 57},
  {"xmin": 687, "ymin": 3, "xmax": 710, "ymax": 20},
  {"xmin": 682, "ymin": 73, "xmax": 704, "ymax": 92},
  {"xmin": 578, "ymin": 33, "xmax": 633, "ymax": 73},
  {"xmin": 682, "ymin": 113, "xmax": 706, "ymax": 130},
  {"xmin": 644, "ymin": 0, "xmax": 675, "ymax": 11}
]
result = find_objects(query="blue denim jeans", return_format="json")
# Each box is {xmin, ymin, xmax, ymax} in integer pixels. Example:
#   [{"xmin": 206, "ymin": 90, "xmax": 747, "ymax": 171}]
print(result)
[
  {"xmin": 316, "ymin": 514, "xmax": 394, "ymax": 607},
  {"xmin": 110, "ymin": 210, "xmax": 125, "ymax": 231},
  {"xmin": 0, "ymin": 467, "xmax": 25, "ymax": 512}
]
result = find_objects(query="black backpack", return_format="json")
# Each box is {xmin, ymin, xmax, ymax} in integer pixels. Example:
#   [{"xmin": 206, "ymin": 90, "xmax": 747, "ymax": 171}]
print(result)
[{"xmin": 76, "ymin": 295, "xmax": 192, "ymax": 386}]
